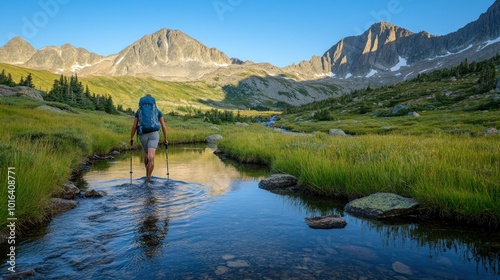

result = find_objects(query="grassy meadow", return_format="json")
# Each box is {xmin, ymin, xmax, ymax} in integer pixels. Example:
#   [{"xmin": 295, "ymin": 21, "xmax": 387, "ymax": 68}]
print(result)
[
  {"xmin": 218, "ymin": 125, "xmax": 500, "ymax": 226},
  {"xmin": 0, "ymin": 96, "xmax": 218, "ymax": 229},
  {"xmin": 0, "ymin": 63, "xmax": 225, "ymax": 113}
]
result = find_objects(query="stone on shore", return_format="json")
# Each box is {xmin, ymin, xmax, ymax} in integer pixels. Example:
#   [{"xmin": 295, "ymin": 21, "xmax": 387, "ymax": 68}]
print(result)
[
  {"xmin": 205, "ymin": 134, "xmax": 223, "ymax": 143},
  {"xmin": 50, "ymin": 198, "xmax": 78, "ymax": 216},
  {"xmin": 58, "ymin": 181, "xmax": 80, "ymax": 199},
  {"xmin": 344, "ymin": 192, "xmax": 419, "ymax": 220}
]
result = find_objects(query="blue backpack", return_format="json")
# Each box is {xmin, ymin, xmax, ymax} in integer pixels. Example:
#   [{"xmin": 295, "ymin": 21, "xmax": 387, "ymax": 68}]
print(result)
[{"xmin": 137, "ymin": 95, "xmax": 160, "ymax": 135}]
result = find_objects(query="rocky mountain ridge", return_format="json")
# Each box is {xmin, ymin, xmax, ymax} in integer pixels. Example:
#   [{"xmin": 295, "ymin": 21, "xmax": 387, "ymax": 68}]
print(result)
[
  {"xmin": 78, "ymin": 28, "xmax": 234, "ymax": 79},
  {"xmin": 286, "ymin": 0, "xmax": 500, "ymax": 86},
  {"xmin": 0, "ymin": 0, "xmax": 499, "ymax": 108}
]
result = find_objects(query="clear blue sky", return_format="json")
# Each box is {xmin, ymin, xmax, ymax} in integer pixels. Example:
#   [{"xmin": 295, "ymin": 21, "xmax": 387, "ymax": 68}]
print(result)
[{"xmin": 0, "ymin": 0, "xmax": 496, "ymax": 67}]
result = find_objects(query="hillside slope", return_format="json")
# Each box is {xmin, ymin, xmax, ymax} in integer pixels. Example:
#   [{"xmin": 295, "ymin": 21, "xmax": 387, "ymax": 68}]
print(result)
[{"xmin": 278, "ymin": 56, "xmax": 500, "ymax": 135}]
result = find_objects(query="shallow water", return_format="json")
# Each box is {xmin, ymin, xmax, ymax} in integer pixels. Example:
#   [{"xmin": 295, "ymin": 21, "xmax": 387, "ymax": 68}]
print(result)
[{"xmin": 2, "ymin": 144, "xmax": 499, "ymax": 279}]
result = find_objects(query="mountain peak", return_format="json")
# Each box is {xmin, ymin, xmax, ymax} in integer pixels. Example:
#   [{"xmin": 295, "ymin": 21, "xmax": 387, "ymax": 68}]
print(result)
[
  {"xmin": 109, "ymin": 27, "xmax": 232, "ymax": 77},
  {"xmin": 364, "ymin": 21, "xmax": 413, "ymax": 36},
  {"xmin": 286, "ymin": 0, "xmax": 500, "ymax": 83},
  {"xmin": 0, "ymin": 37, "xmax": 36, "ymax": 64}
]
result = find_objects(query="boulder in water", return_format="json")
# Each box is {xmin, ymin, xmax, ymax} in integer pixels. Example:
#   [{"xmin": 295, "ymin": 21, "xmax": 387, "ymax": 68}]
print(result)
[
  {"xmin": 344, "ymin": 192, "xmax": 419, "ymax": 220},
  {"xmin": 258, "ymin": 174, "xmax": 298, "ymax": 190},
  {"xmin": 85, "ymin": 189, "xmax": 107, "ymax": 198}
]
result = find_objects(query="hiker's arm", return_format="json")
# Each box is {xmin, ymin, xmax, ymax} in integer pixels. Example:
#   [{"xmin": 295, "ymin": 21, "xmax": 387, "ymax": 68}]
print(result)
[
  {"xmin": 160, "ymin": 116, "xmax": 168, "ymax": 145},
  {"xmin": 130, "ymin": 117, "xmax": 138, "ymax": 145}
]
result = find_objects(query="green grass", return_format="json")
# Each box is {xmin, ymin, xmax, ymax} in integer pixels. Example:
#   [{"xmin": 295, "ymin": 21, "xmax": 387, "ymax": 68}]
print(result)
[
  {"xmin": 0, "ymin": 96, "xmax": 217, "ymax": 229},
  {"xmin": 0, "ymin": 63, "xmax": 226, "ymax": 113},
  {"xmin": 279, "ymin": 109, "xmax": 499, "ymax": 136},
  {"xmin": 218, "ymin": 126, "xmax": 500, "ymax": 226}
]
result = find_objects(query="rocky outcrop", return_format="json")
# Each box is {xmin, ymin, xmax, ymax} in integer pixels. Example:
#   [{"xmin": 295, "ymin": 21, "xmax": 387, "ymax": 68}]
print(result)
[
  {"xmin": 344, "ymin": 192, "xmax": 419, "ymax": 219},
  {"xmin": 305, "ymin": 214, "xmax": 347, "ymax": 229},
  {"xmin": 0, "ymin": 85, "xmax": 44, "ymax": 100}
]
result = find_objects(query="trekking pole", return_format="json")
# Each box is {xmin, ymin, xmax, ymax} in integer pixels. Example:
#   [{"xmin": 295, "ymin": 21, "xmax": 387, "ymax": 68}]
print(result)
[
  {"xmin": 165, "ymin": 142, "xmax": 170, "ymax": 179},
  {"xmin": 130, "ymin": 140, "xmax": 133, "ymax": 184}
]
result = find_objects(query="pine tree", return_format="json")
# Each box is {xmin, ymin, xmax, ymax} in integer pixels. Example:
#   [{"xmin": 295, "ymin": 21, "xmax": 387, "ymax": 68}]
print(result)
[
  {"xmin": 104, "ymin": 95, "xmax": 118, "ymax": 114},
  {"xmin": 0, "ymin": 69, "xmax": 6, "ymax": 85},
  {"xmin": 6, "ymin": 73, "xmax": 15, "ymax": 87},
  {"xmin": 25, "ymin": 73, "xmax": 35, "ymax": 88},
  {"xmin": 478, "ymin": 61, "xmax": 496, "ymax": 92}
]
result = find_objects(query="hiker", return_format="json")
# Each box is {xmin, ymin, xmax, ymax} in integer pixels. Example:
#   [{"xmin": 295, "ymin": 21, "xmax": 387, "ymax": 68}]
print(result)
[{"xmin": 130, "ymin": 94, "xmax": 168, "ymax": 182}]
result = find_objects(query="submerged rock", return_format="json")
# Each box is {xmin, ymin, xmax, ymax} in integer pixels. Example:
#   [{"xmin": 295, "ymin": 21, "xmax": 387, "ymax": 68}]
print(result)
[
  {"xmin": 392, "ymin": 261, "xmax": 413, "ymax": 275},
  {"xmin": 4, "ymin": 269, "xmax": 36, "ymax": 280},
  {"xmin": 227, "ymin": 260, "xmax": 249, "ymax": 268},
  {"xmin": 305, "ymin": 214, "xmax": 347, "ymax": 229},
  {"xmin": 85, "ymin": 189, "xmax": 107, "ymax": 198},
  {"xmin": 344, "ymin": 192, "xmax": 419, "ymax": 220}
]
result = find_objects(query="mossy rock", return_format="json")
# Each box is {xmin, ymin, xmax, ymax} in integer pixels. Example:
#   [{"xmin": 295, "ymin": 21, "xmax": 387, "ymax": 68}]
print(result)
[{"xmin": 344, "ymin": 192, "xmax": 419, "ymax": 220}]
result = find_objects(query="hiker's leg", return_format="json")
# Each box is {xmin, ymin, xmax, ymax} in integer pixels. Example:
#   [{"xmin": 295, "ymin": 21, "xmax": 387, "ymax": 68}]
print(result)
[
  {"xmin": 141, "ymin": 131, "xmax": 159, "ymax": 182},
  {"xmin": 139, "ymin": 134, "xmax": 149, "ymax": 172},
  {"xmin": 146, "ymin": 147, "xmax": 156, "ymax": 181}
]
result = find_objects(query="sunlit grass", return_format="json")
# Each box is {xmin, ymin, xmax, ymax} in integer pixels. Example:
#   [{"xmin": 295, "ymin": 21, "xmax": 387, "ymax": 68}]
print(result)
[{"xmin": 219, "ymin": 126, "xmax": 500, "ymax": 225}]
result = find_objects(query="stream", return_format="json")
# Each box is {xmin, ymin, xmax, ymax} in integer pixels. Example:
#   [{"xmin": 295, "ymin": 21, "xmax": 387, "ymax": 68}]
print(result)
[{"xmin": 1, "ymin": 144, "xmax": 499, "ymax": 279}]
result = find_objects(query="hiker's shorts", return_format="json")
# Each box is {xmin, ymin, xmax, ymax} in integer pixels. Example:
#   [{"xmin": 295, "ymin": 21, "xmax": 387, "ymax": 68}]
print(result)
[{"xmin": 139, "ymin": 131, "xmax": 159, "ymax": 153}]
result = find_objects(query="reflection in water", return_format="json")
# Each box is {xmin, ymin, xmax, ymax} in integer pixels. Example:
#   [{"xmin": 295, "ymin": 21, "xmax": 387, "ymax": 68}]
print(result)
[
  {"xmin": 281, "ymin": 192, "xmax": 500, "ymax": 277},
  {"xmin": 136, "ymin": 184, "xmax": 169, "ymax": 258},
  {"xmin": 1, "ymin": 144, "xmax": 499, "ymax": 279},
  {"xmin": 83, "ymin": 144, "xmax": 269, "ymax": 195},
  {"xmin": 364, "ymin": 220, "xmax": 500, "ymax": 275}
]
